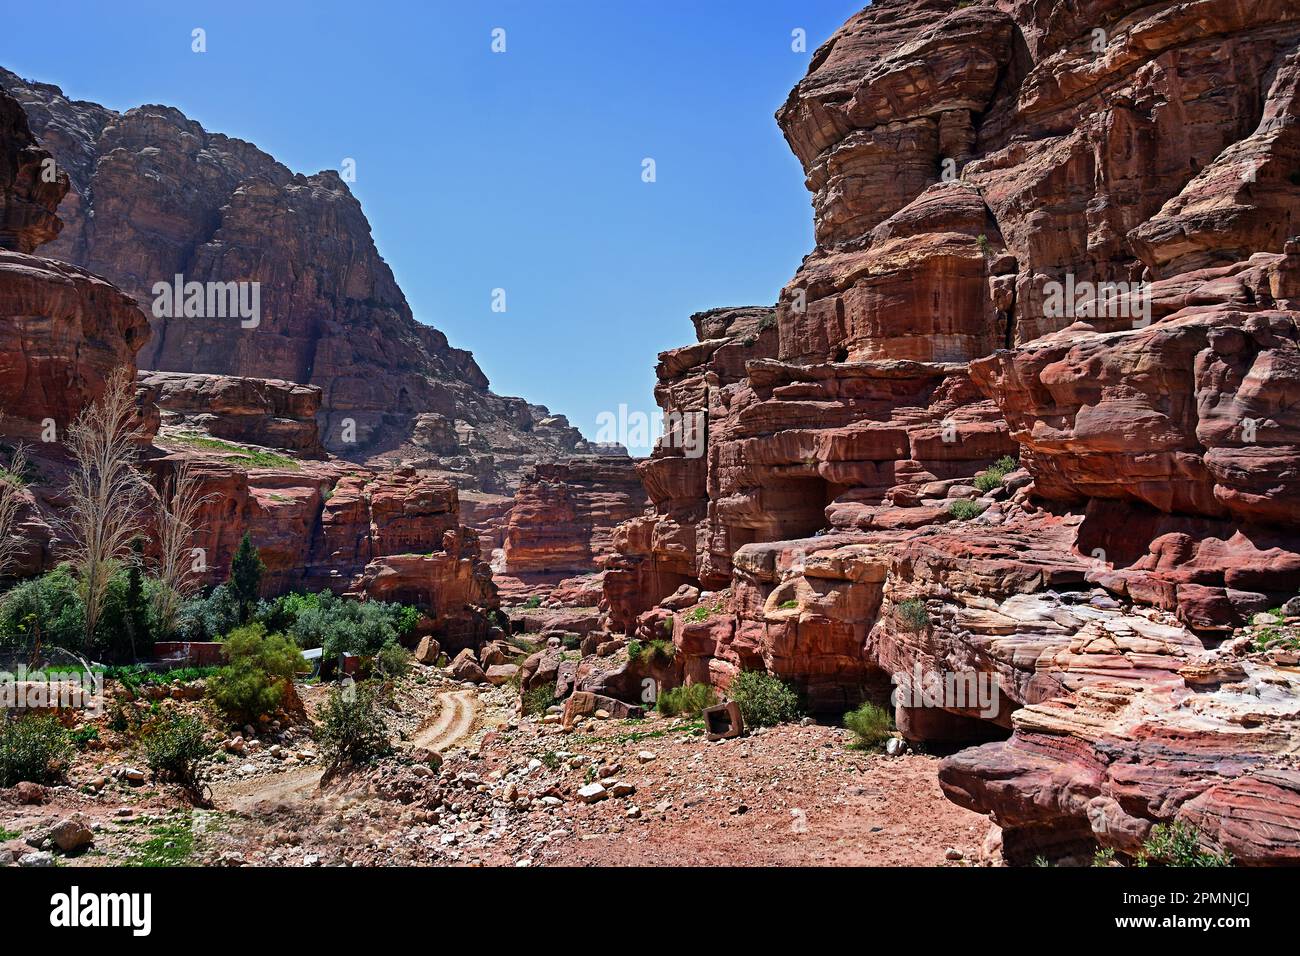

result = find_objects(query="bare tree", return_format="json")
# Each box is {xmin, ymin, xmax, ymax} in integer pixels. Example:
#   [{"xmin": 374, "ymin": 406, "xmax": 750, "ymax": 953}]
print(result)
[
  {"xmin": 0, "ymin": 439, "xmax": 28, "ymax": 580},
  {"xmin": 62, "ymin": 369, "xmax": 148, "ymax": 648},
  {"xmin": 153, "ymin": 458, "xmax": 212, "ymax": 637}
]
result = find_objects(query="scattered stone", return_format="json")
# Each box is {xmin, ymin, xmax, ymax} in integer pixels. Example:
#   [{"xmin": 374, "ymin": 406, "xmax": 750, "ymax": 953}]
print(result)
[{"xmin": 577, "ymin": 783, "xmax": 608, "ymax": 803}]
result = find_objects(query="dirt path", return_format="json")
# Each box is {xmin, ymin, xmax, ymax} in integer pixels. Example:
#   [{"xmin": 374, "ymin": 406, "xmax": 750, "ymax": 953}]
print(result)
[
  {"xmin": 213, "ymin": 764, "xmax": 324, "ymax": 814},
  {"xmin": 410, "ymin": 689, "xmax": 477, "ymax": 752},
  {"xmin": 212, "ymin": 688, "xmax": 478, "ymax": 814}
]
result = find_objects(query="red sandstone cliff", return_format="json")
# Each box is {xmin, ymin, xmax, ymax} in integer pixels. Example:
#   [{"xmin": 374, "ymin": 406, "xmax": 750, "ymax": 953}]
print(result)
[{"xmin": 595, "ymin": 0, "xmax": 1300, "ymax": 864}]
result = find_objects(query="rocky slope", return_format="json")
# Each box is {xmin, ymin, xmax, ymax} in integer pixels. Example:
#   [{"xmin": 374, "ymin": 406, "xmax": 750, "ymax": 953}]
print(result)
[
  {"xmin": 0, "ymin": 66, "xmax": 602, "ymax": 493},
  {"xmin": 590, "ymin": 0, "xmax": 1300, "ymax": 864}
]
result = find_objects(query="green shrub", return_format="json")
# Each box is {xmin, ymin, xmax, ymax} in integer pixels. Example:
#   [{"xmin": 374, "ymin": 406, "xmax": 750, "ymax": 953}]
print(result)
[
  {"xmin": 279, "ymin": 590, "xmax": 415, "ymax": 660},
  {"xmin": 0, "ymin": 564, "xmax": 84, "ymax": 651},
  {"xmin": 374, "ymin": 641, "xmax": 411, "ymax": 680},
  {"xmin": 895, "ymin": 599, "xmax": 929, "ymax": 632},
  {"xmin": 685, "ymin": 604, "xmax": 717, "ymax": 622},
  {"xmin": 206, "ymin": 624, "xmax": 302, "ymax": 723},
  {"xmin": 727, "ymin": 671, "xmax": 802, "ymax": 727},
  {"xmin": 625, "ymin": 639, "xmax": 643, "ymax": 661},
  {"xmin": 844, "ymin": 702, "xmax": 893, "ymax": 750},
  {"xmin": 778, "ymin": 599, "xmax": 799, "ymax": 610},
  {"xmin": 176, "ymin": 584, "xmax": 241, "ymax": 642},
  {"xmin": 973, "ymin": 454, "xmax": 1019, "ymax": 493},
  {"xmin": 70, "ymin": 725, "xmax": 100, "ymax": 750},
  {"xmin": 1136, "ymin": 822, "xmax": 1233, "ymax": 867},
  {"xmin": 657, "ymin": 683, "xmax": 717, "ymax": 717},
  {"xmin": 317, "ymin": 681, "xmax": 391, "ymax": 769},
  {"xmin": 0, "ymin": 715, "xmax": 73, "ymax": 786},
  {"xmin": 521, "ymin": 686, "xmax": 555, "ymax": 717},
  {"xmin": 522, "ymin": 596, "xmax": 543, "ymax": 609},
  {"xmin": 948, "ymin": 499, "xmax": 986, "ymax": 520},
  {"xmin": 142, "ymin": 712, "xmax": 215, "ymax": 790}
]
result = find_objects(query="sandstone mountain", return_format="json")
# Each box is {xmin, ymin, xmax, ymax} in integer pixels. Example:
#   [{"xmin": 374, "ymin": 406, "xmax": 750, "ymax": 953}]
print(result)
[{"xmin": 0, "ymin": 66, "xmax": 606, "ymax": 492}]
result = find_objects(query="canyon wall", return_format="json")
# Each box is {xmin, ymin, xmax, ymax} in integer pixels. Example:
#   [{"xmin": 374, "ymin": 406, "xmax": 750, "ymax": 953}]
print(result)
[{"xmin": 597, "ymin": 0, "xmax": 1300, "ymax": 863}]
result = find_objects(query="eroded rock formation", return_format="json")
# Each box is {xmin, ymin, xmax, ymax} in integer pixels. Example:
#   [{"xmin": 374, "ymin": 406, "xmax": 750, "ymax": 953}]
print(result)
[{"xmin": 594, "ymin": 0, "xmax": 1300, "ymax": 863}]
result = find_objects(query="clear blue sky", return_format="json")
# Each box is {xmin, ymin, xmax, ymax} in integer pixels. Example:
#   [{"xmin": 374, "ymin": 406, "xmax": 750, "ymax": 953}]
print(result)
[{"xmin": 0, "ymin": 0, "xmax": 863, "ymax": 454}]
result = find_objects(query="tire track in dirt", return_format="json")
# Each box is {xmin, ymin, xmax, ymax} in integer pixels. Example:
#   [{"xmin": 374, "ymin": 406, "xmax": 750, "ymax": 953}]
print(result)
[{"xmin": 213, "ymin": 688, "xmax": 478, "ymax": 813}]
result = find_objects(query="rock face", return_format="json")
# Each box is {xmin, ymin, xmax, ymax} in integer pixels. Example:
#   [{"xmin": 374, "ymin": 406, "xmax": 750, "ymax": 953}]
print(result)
[
  {"xmin": 138, "ymin": 371, "xmax": 325, "ymax": 457},
  {"xmin": 0, "ymin": 86, "xmax": 150, "ymax": 439},
  {"xmin": 0, "ymin": 66, "xmax": 601, "ymax": 492},
  {"xmin": 502, "ymin": 458, "xmax": 649, "ymax": 575},
  {"xmin": 597, "ymin": 0, "xmax": 1300, "ymax": 862},
  {"xmin": 0, "ymin": 84, "xmax": 65, "ymax": 253}
]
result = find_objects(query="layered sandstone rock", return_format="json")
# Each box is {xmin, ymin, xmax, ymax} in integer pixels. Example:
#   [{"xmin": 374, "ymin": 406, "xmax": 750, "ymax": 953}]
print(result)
[
  {"xmin": 0, "ymin": 87, "xmax": 151, "ymax": 438},
  {"xmin": 594, "ymin": 0, "xmax": 1300, "ymax": 861},
  {"xmin": 502, "ymin": 458, "xmax": 648, "ymax": 574},
  {"xmin": 0, "ymin": 84, "xmax": 65, "ymax": 253},
  {"xmin": 139, "ymin": 371, "xmax": 325, "ymax": 456},
  {"xmin": 0, "ymin": 67, "xmax": 600, "ymax": 492}
]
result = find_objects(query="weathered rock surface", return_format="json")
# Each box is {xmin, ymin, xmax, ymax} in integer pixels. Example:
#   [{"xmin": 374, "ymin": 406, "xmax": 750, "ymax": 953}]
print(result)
[
  {"xmin": 596, "ymin": 0, "xmax": 1300, "ymax": 862},
  {"xmin": 138, "ymin": 371, "xmax": 324, "ymax": 456},
  {"xmin": 495, "ymin": 457, "xmax": 648, "ymax": 603}
]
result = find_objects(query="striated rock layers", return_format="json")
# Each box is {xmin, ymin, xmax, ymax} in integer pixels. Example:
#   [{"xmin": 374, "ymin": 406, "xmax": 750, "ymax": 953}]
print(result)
[
  {"xmin": 596, "ymin": 0, "xmax": 1300, "ymax": 863},
  {"xmin": 0, "ymin": 66, "xmax": 600, "ymax": 492}
]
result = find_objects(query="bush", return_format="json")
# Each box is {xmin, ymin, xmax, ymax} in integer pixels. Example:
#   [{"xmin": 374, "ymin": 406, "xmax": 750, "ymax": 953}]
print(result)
[
  {"xmin": 1136, "ymin": 822, "xmax": 1233, "ymax": 867},
  {"xmin": 0, "ymin": 564, "xmax": 84, "ymax": 651},
  {"xmin": 973, "ymin": 454, "xmax": 1019, "ymax": 493},
  {"xmin": 727, "ymin": 671, "xmax": 801, "ymax": 727},
  {"xmin": 176, "ymin": 584, "xmax": 241, "ymax": 642},
  {"xmin": 948, "ymin": 499, "xmax": 986, "ymax": 520},
  {"xmin": 521, "ymin": 686, "xmax": 555, "ymax": 717},
  {"xmin": 657, "ymin": 683, "xmax": 717, "ymax": 717},
  {"xmin": 895, "ymin": 599, "xmax": 929, "ymax": 632},
  {"xmin": 0, "ymin": 714, "xmax": 73, "ymax": 786},
  {"xmin": 844, "ymin": 702, "xmax": 893, "ymax": 750},
  {"xmin": 374, "ymin": 641, "xmax": 411, "ymax": 680},
  {"xmin": 206, "ymin": 624, "xmax": 302, "ymax": 723},
  {"xmin": 317, "ymin": 681, "xmax": 391, "ymax": 769},
  {"xmin": 522, "ymin": 596, "xmax": 543, "ymax": 609},
  {"xmin": 279, "ymin": 590, "xmax": 416, "ymax": 660},
  {"xmin": 142, "ymin": 712, "xmax": 215, "ymax": 790}
]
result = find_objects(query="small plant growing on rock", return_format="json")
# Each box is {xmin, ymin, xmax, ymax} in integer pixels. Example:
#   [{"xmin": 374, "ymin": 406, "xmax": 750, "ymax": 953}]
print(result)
[
  {"xmin": 520, "ymin": 686, "xmax": 555, "ymax": 718},
  {"xmin": 973, "ymin": 454, "xmax": 1018, "ymax": 493},
  {"xmin": 844, "ymin": 702, "xmax": 893, "ymax": 751},
  {"xmin": 1135, "ymin": 822, "xmax": 1233, "ymax": 867},
  {"xmin": 727, "ymin": 671, "xmax": 802, "ymax": 728},
  {"xmin": 657, "ymin": 683, "xmax": 717, "ymax": 717},
  {"xmin": 142, "ymin": 711, "xmax": 215, "ymax": 794},
  {"xmin": 318, "ymin": 681, "xmax": 391, "ymax": 770},
  {"xmin": 895, "ymin": 599, "xmax": 929, "ymax": 632},
  {"xmin": 948, "ymin": 499, "xmax": 986, "ymax": 520},
  {"xmin": 522, "ymin": 595, "xmax": 543, "ymax": 609},
  {"xmin": 0, "ymin": 714, "xmax": 73, "ymax": 786}
]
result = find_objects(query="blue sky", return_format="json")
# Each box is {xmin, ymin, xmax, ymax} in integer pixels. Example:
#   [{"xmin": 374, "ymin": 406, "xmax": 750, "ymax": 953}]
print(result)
[{"xmin": 0, "ymin": 0, "xmax": 864, "ymax": 454}]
